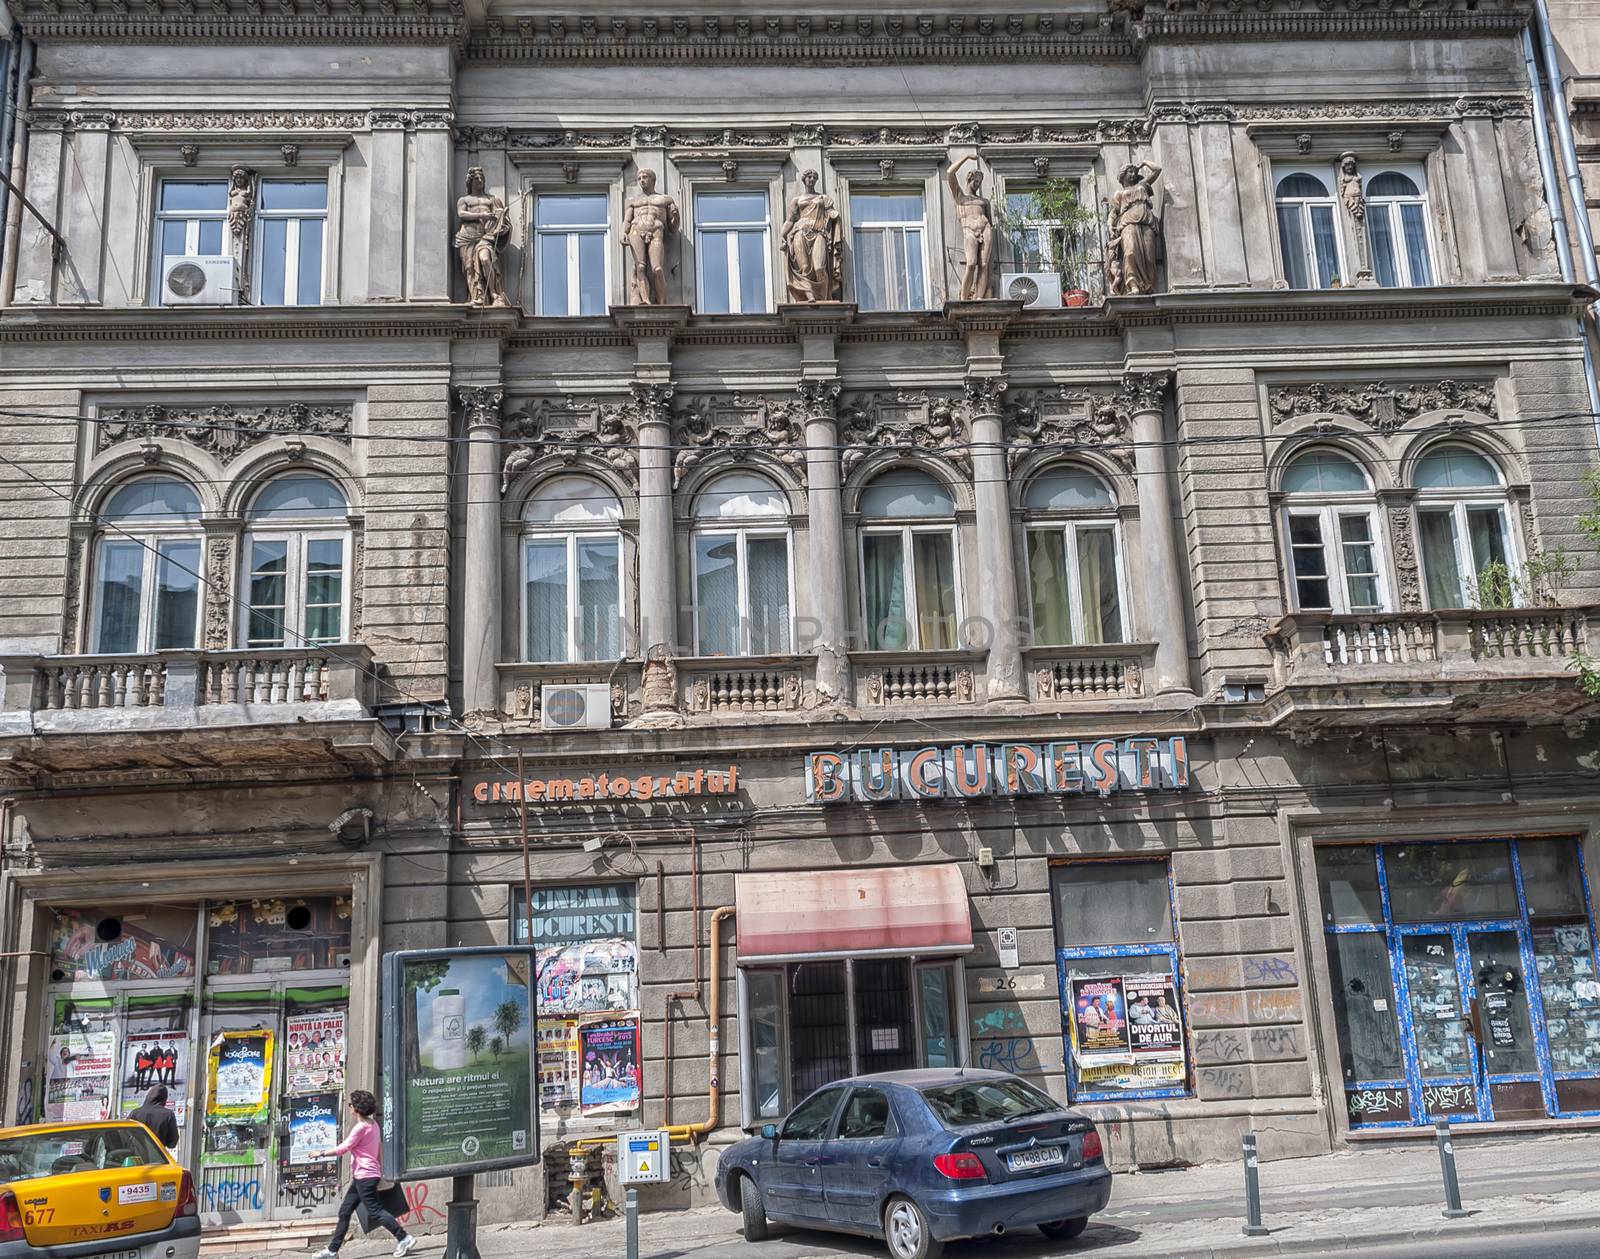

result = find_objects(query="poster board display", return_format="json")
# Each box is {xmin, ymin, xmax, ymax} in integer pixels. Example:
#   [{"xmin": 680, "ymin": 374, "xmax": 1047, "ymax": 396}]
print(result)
[
  {"xmin": 578, "ymin": 1018, "xmax": 641, "ymax": 1116},
  {"xmin": 118, "ymin": 1032, "xmax": 191, "ymax": 1126},
  {"xmin": 382, "ymin": 946, "xmax": 540, "ymax": 1180},
  {"xmin": 206, "ymin": 1030, "xmax": 274, "ymax": 1121},
  {"xmin": 1068, "ymin": 971, "xmax": 1188, "ymax": 1092},
  {"xmin": 536, "ymin": 1020, "xmax": 581, "ymax": 1110}
]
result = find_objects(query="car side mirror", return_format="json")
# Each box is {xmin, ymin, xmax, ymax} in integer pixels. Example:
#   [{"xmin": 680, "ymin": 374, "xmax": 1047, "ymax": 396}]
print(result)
[{"xmin": 760, "ymin": 1123, "xmax": 780, "ymax": 1141}]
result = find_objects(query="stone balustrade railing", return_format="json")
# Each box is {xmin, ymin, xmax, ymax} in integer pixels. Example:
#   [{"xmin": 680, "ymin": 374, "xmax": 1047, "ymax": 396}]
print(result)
[
  {"xmin": 677, "ymin": 657, "xmax": 810, "ymax": 715},
  {"xmin": 1025, "ymin": 643, "xmax": 1154, "ymax": 702},
  {"xmin": 1, "ymin": 646, "xmax": 377, "ymax": 718},
  {"xmin": 853, "ymin": 651, "xmax": 982, "ymax": 707}
]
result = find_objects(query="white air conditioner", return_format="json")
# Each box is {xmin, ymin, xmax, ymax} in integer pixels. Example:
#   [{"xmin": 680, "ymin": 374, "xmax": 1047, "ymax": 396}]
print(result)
[
  {"xmin": 540, "ymin": 683, "xmax": 613, "ymax": 731},
  {"xmin": 161, "ymin": 254, "xmax": 237, "ymax": 306},
  {"xmin": 1003, "ymin": 271, "xmax": 1064, "ymax": 310}
]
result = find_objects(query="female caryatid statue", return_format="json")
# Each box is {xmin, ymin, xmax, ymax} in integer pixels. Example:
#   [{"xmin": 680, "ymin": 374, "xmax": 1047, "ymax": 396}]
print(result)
[
  {"xmin": 1106, "ymin": 160, "xmax": 1163, "ymax": 297},
  {"xmin": 780, "ymin": 170, "xmax": 843, "ymax": 303}
]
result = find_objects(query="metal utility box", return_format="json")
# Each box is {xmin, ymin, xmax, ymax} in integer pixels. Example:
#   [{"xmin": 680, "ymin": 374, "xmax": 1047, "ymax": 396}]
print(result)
[{"xmin": 617, "ymin": 1130, "xmax": 671, "ymax": 1185}]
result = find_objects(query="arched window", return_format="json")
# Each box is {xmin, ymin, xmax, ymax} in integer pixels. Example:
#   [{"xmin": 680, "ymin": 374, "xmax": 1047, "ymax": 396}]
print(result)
[
  {"xmin": 91, "ymin": 476, "xmax": 203, "ymax": 654},
  {"xmin": 1275, "ymin": 171, "xmax": 1343, "ymax": 290},
  {"xmin": 1413, "ymin": 446, "xmax": 1514, "ymax": 608},
  {"xmin": 523, "ymin": 475, "xmax": 623, "ymax": 662},
  {"xmin": 243, "ymin": 474, "xmax": 350, "ymax": 647},
  {"xmin": 692, "ymin": 473, "xmax": 792, "ymax": 656},
  {"xmin": 1366, "ymin": 168, "xmax": 1433, "ymax": 288},
  {"xmin": 1023, "ymin": 466, "xmax": 1125, "ymax": 645},
  {"xmin": 1280, "ymin": 451, "xmax": 1387, "ymax": 613},
  {"xmin": 858, "ymin": 469, "xmax": 959, "ymax": 651}
]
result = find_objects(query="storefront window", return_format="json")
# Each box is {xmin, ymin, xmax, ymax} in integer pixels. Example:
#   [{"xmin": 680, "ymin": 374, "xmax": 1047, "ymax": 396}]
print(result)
[
  {"xmin": 49, "ymin": 907, "xmax": 198, "ymax": 983},
  {"xmin": 1385, "ymin": 842, "xmax": 1516, "ymax": 922},
  {"xmin": 1316, "ymin": 847, "xmax": 1384, "ymax": 926},
  {"xmin": 205, "ymin": 897, "xmax": 352, "ymax": 975},
  {"xmin": 1325, "ymin": 932, "xmax": 1401, "ymax": 1081},
  {"xmin": 917, "ymin": 964, "xmax": 959, "ymax": 1068},
  {"xmin": 747, "ymin": 971, "xmax": 785, "ymax": 1120},
  {"xmin": 1052, "ymin": 860, "xmax": 1190, "ymax": 1101},
  {"xmin": 1521, "ymin": 839, "xmax": 1587, "ymax": 918}
]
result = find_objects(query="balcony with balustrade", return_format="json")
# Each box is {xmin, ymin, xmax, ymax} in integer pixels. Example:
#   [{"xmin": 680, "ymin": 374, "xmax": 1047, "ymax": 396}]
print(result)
[
  {"xmin": 1263, "ymin": 608, "xmax": 1600, "ymax": 727},
  {"xmin": 0, "ymin": 645, "xmax": 393, "ymax": 783}
]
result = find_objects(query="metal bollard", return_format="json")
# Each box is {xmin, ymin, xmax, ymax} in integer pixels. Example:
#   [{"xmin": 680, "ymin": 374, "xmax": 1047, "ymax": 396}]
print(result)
[
  {"xmin": 1241, "ymin": 1130, "xmax": 1269, "ymax": 1237},
  {"xmin": 625, "ymin": 1187, "xmax": 640, "ymax": 1259},
  {"xmin": 1435, "ymin": 1119, "xmax": 1469, "ymax": 1218}
]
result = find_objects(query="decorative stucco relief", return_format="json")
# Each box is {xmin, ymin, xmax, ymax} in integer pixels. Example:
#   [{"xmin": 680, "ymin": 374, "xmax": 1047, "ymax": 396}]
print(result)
[
  {"xmin": 1385, "ymin": 506, "xmax": 1424, "ymax": 611},
  {"xmin": 205, "ymin": 535, "xmax": 235, "ymax": 649},
  {"xmin": 95, "ymin": 403, "xmax": 353, "ymax": 458},
  {"xmin": 837, "ymin": 391, "xmax": 972, "ymax": 480},
  {"xmin": 1001, "ymin": 378, "xmax": 1164, "ymax": 473},
  {"xmin": 673, "ymin": 394, "xmax": 807, "ymax": 489},
  {"xmin": 500, "ymin": 389, "xmax": 653, "ymax": 491},
  {"xmin": 1267, "ymin": 379, "xmax": 1498, "ymax": 431}
]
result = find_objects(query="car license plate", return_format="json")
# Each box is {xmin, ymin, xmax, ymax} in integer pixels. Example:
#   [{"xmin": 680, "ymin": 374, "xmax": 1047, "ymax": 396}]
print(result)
[
  {"xmin": 102, "ymin": 1250, "xmax": 140, "ymax": 1259},
  {"xmin": 1006, "ymin": 1146, "xmax": 1065, "ymax": 1172}
]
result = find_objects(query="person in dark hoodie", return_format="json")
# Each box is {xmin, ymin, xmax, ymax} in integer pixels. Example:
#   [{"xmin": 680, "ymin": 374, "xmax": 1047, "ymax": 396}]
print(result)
[{"xmin": 128, "ymin": 1084, "xmax": 179, "ymax": 1148}]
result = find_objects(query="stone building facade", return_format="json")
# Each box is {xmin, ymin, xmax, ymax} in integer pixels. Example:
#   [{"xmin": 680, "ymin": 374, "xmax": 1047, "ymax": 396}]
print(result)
[{"xmin": 2, "ymin": 0, "xmax": 1600, "ymax": 1238}]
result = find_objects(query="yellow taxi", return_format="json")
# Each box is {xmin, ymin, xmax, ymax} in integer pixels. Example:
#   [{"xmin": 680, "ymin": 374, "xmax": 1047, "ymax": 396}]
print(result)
[{"xmin": 0, "ymin": 1120, "xmax": 199, "ymax": 1259}]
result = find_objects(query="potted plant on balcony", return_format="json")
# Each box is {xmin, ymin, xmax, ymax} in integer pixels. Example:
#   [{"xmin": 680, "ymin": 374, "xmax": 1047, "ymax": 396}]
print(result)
[{"xmin": 998, "ymin": 178, "xmax": 1103, "ymax": 308}]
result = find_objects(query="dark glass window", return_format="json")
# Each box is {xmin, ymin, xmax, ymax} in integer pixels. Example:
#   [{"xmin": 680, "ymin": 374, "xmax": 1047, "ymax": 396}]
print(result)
[
  {"xmin": 1386, "ymin": 842, "xmax": 1516, "ymax": 922},
  {"xmin": 1052, "ymin": 860, "xmax": 1172, "ymax": 947},
  {"xmin": 1519, "ymin": 839, "xmax": 1586, "ymax": 919},
  {"xmin": 1316, "ymin": 847, "xmax": 1385, "ymax": 926},
  {"xmin": 782, "ymin": 1085, "xmax": 845, "ymax": 1140}
]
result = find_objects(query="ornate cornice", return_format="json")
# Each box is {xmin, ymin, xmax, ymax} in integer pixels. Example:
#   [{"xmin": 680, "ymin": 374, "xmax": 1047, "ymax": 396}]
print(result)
[
  {"xmin": 95, "ymin": 402, "xmax": 352, "ymax": 457},
  {"xmin": 837, "ymin": 391, "xmax": 972, "ymax": 480},
  {"xmin": 1267, "ymin": 378, "xmax": 1499, "ymax": 430},
  {"xmin": 31, "ymin": 108, "xmax": 449, "ymax": 135},
  {"xmin": 672, "ymin": 394, "xmax": 807, "ymax": 488},
  {"xmin": 6, "ymin": 0, "xmax": 464, "ymax": 45},
  {"xmin": 1134, "ymin": 0, "xmax": 1533, "ymax": 43}
]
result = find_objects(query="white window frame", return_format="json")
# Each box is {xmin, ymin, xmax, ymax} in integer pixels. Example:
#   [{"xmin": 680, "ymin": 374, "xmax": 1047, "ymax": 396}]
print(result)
[
  {"xmin": 850, "ymin": 192, "xmax": 931, "ymax": 312},
  {"xmin": 693, "ymin": 189, "xmax": 772, "ymax": 316},
  {"xmin": 520, "ymin": 527, "xmax": 625, "ymax": 662},
  {"xmin": 1415, "ymin": 496, "xmax": 1519, "ymax": 610},
  {"xmin": 1273, "ymin": 165, "xmax": 1346, "ymax": 291},
  {"xmin": 858, "ymin": 522, "xmax": 961, "ymax": 651},
  {"xmin": 252, "ymin": 178, "xmax": 328, "ymax": 307},
  {"xmin": 534, "ymin": 192, "xmax": 611, "ymax": 317},
  {"xmin": 239, "ymin": 528, "xmax": 350, "ymax": 648},
  {"xmin": 1280, "ymin": 504, "xmax": 1391, "ymax": 614},
  {"xmin": 1364, "ymin": 165, "xmax": 1435, "ymax": 289},
  {"xmin": 150, "ymin": 178, "xmax": 229, "ymax": 306},
  {"xmin": 88, "ymin": 534, "xmax": 205, "ymax": 655},
  {"xmin": 1023, "ymin": 515, "xmax": 1129, "ymax": 644},
  {"xmin": 690, "ymin": 525, "xmax": 795, "ymax": 657}
]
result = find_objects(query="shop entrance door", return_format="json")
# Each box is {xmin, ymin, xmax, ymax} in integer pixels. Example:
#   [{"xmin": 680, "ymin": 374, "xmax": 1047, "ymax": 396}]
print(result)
[{"xmin": 1463, "ymin": 928, "xmax": 1544, "ymax": 1121}]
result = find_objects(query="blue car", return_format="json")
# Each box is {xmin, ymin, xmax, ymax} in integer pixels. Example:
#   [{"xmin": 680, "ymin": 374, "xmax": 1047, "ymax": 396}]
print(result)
[{"xmin": 715, "ymin": 1068, "xmax": 1110, "ymax": 1259}]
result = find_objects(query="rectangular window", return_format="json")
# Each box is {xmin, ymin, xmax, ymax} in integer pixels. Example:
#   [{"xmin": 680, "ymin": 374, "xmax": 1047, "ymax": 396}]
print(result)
[
  {"xmin": 1419, "ymin": 504, "xmax": 1510, "ymax": 609},
  {"xmin": 536, "ymin": 194, "xmax": 608, "ymax": 316},
  {"xmin": 523, "ymin": 534, "xmax": 621, "ymax": 662},
  {"xmin": 153, "ymin": 180, "xmax": 228, "ymax": 305},
  {"xmin": 693, "ymin": 530, "xmax": 792, "ymax": 656},
  {"xmin": 1286, "ymin": 508, "xmax": 1386, "ymax": 613},
  {"xmin": 1026, "ymin": 524, "xmax": 1124, "ymax": 645},
  {"xmin": 861, "ymin": 528, "xmax": 957, "ymax": 651},
  {"xmin": 154, "ymin": 540, "xmax": 202, "ymax": 651},
  {"xmin": 696, "ymin": 191, "xmax": 769, "ymax": 315},
  {"xmin": 95, "ymin": 540, "xmax": 145, "ymax": 654},
  {"xmin": 1386, "ymin": 841, "xmax": 1517, "ymax": 922},
  {"xmin": 1053, "ymin": 860, "xmax": 1188, "ymax": 1102},
  {"xmin": 1004, "ymin": 188, "xmax": 1092, "ymax": 290},
  {"xmin": 851, "ymin": 193, "xmax": 927, "ymax": 311},
  {"xmin": 244, "ymin": 534, "xmax": 345, "ymax": 648},
  {"xmin": 255, "ymin": 180, "xmax": 327, "ymax": 307}
]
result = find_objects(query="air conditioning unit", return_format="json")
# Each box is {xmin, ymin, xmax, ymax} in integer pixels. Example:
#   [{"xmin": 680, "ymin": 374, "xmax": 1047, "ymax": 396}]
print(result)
[
  {"xmin": 540, "ymin": 683, "xmax": 613, "ymax": 731},
  {"xmin": 161, "ymin": 254, "xmax": 237, "ymax": 306},
  {"xmin": 1003, "ymin": 271, "xmax": 1064, "ymax": 310}
]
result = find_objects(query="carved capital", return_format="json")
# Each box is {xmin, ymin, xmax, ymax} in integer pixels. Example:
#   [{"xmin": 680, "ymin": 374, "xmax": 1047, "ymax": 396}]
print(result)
[
  {"xmin": 958, "ymin": 375, "xmax": 1008, "ymax": 423},
  {"xmin": 627, "ymin": 380, "xmax": 676, "ymax": 427},
  {"xmin": 457, "ymin": 386, "xmax": 504, "ymax": 431},
  {"xmin": 796, "ymin": 378, "xmax": 842, "ymax": 422},
  {"xmin": 1119, "ymin": 371, "xmax": 1171, "ymax": 415}
]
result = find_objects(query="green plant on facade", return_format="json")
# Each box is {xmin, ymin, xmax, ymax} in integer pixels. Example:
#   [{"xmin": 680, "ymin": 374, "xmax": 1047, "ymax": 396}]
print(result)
[
  {"xmin": 995, "ymin": 177, "xmax": 1101, "ymax": 294},
  {"xmin": 1562, "ymin": 469, "xmax": 1600, "ymax": 696}
]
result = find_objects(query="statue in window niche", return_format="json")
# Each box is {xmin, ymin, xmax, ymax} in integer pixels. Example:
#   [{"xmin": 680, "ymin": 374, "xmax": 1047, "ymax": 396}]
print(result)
[
  {"xmin": 781, "ymin": 169, "xmax": 842, "ymax": 302},
  {"xmin": 947, "ymin": 154, "xmax": 995, "ymax": 301},
  {"xmin": 622, "ymin": 169, "xmax": 680, "ymax": 305},
  {"xmin": 1106, "ymin": 159, "xmax": 1162, "ymax": 296},
  {"xmin": 455, "ymin": 166, "xmax": 512, "ymax": 308},
  {"xmin": 1338, "ymin": 150, "xmax": 1376, "ymax": 285}
]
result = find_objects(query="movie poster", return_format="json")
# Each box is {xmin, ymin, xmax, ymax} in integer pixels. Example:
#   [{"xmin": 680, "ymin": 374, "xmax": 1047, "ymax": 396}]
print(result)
[
  {"xmin": 578, "ymin": 1019, "xmax": 641, "ymax": 1116},
  {"xmin": 537, "ymin": 1019, "xmax": 580, "ymax": 1111},
  {"xmin": 207, "ymin": 1030, "xmax": 274, "ymax": 1120},
  {"xmin": 286, "ymin": 1012, "xmax": 346, "ymax": 1093},
  {"xmin": 288, "ymin": 1091, "xmax": 343, "ymax": 1165},
  {"xmin": 1070, "ymin": 977, "xmax": 1130, "ymax": 1061},
  {"xmin": 119, "ymin": 1032, "xmax": 190, "ymax": 1126},
  {"xmin": 45, "ymin": 1002, "xmax": 115, "ymax": 1122}
]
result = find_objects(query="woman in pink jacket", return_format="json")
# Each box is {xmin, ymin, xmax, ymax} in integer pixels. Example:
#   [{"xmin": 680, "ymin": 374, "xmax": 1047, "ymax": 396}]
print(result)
[{"xmin": 313, "ymin": 1089, "xmax": 417, "ymax": 1259}]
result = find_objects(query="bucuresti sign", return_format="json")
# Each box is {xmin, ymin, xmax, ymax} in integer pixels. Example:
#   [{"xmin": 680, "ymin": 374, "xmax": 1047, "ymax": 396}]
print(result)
[{"xmin": 805, "ymin": 737, "xmax": 1191, "ymax": 804}]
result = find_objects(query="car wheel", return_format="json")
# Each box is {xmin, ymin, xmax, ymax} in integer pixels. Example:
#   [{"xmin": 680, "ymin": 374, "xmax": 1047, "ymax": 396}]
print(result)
[
  {"xmin": 883, "ymin": 1195, "xmax": 944, "ymax": 1259},
  {"xmin": 738, "ymin": 1173, "xmax": 770, "ymax": 1242},
  {"xmin": 1039, "ymin": 1216, "xmax": 1090, "ymax": 1241}
]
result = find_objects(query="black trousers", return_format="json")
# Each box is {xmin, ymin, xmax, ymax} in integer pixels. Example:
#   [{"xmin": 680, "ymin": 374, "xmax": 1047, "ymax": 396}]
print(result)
[{"xmin": 328, "ymin": 1177, "xmax": 406, "ymax": 1250}]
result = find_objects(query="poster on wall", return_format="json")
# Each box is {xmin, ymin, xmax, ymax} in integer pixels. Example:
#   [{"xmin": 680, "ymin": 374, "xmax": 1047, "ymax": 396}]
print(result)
[
  {"xmin": 382, "ymin": 946, "xmax": 539, "ymax": 1180},
  {"xmin": 49, "ymin": 909, "xmax": 196, "ymax": 981},
  {"xmin": 1125, "ymin": 975, "xmax": 1185, "ymax": 1059},
  {"xmin": 118, "ymin": 1032, "xmax": 190, "ymax": 1126},
  {"xmin": 286, "ymin": 1012, "xmax": 347, "ymax": 1093},
  {"xmin": 536, "ymin": 939, "xmax": 638, "ymax": 1017},
  {"xmin": 578, "ymin": 1018, "xmax": 641, "ymax": 1116},
  {"xmin": 287, "ymin": 1091, "xmax": 343, "ymax": 1165},
  {"xmin": 1070, "ymin": 977, "xmax": 1130, "ymax": 1061},
  {"xmin": 536, "ymin": 1020, "xmax": 580, "ymax": 1111},
  {"xmin": 45, "ymin": 1002, "xmax": 115, "ymax": 1122},
  {"xmin": 207, "ymin": 1030, "xmax": 274, "ymax": 1120}
]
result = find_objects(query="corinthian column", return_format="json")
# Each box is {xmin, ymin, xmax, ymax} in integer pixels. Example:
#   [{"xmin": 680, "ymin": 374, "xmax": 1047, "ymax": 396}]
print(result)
[
  {"xmin": 799, "ymin": 378, "xmax": 850, "ymax": 703},
  {"xmin": 632, "ymin": 382, "xmax": 679, "ymax": 711},
  {"xmin": 966, "ymin": 375, "xmax": 1026, "ymax": 701},
  {"xmin": 1125, "ymin": 372, "xmax": 1192, "ymax": 694},
  {"xmin": 458, "ymin": 386, "xmax": 504, "ymax": 718}
]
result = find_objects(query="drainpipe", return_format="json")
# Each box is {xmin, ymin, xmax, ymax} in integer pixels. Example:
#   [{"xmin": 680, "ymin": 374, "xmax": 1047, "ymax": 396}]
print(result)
[
  {"xmin": 1526, "ymin": 3, "xmax": 1600, "ymax": 445},
  {"xmin": 0, "ymin": 35, "xmax": 32, "ymax": 309},
  {"xmin": 0, "ymin": 40, "xmax": 16, "ymax": 236}
]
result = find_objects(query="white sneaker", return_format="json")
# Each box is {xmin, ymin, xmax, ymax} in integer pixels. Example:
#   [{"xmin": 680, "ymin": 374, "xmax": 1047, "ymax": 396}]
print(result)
[
  {"xmin": 313, "ymin": 1250, "xmax": 337, "ymax": 1259},
  {"xmin": 394, "ymin": 1236, "xmax": 418, "ymax": 1258}
]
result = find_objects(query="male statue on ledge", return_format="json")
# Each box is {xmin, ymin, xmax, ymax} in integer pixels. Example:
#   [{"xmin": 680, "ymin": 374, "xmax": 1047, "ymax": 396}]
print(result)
[
  {"xmin": 948, "ymin": 154, "xmax": 995, "ymax": 301},
  {"xmin": 780, "ymin": 169, "xmax": 842, "ymax": 302},
  {"xmin": 1106, "ymin": 159, "xmax": 1162, "ymax": 296},
  {"xmin": 623, "ymin": 169, "xmax": 680, "ymax": 305},
  {"xmin": 455, "ymin": 166, "xmax": 511, "ymax": 308}
]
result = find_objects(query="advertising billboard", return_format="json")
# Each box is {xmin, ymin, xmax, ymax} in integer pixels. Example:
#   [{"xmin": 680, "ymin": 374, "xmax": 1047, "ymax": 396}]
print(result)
[{"xmin": 381, "ymin": 947, "xmax": 540, "ymax": 1180}]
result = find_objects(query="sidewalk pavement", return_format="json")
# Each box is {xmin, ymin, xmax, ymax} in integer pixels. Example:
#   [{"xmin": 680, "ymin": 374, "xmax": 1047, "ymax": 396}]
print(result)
[{"xmin": 242, "ymin": 1130, "xmax": 1600, "ymax": 1259}]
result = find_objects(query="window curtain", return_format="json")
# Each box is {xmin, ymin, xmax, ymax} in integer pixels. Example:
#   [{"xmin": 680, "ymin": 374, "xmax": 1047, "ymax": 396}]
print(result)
[
  {"xmin": 862, "ymin": 533, "xmax": 908, "ymax": 650},
  {"xmin": 1277, "ymin": 205, "xmax": 1311, "ymax": 289},
  {"xmin": 576, "ymin": 538, "xmax": 620, "ymax": 660},
  {"xmin": 746, "ymin": 536, "xmax": 791, "ymax": 654},
  {"xmin": 1467, "ymin": 507, "xmax": 1508, "ymax": 577},
  {"xmin": 154, "ymin": 540, "xmax": 201, "ymax": 651},
  {"xmin": 1027, "ymin": 530, "xmax": 1073, "ymax": 645},
  {"xmin": 1418, "ymin": 510, "xmax": 1465, "ymax": 608},
  {"xmin": 1400, "ymin": 204, "xmax": 1432, "ymax": 286},
  {"xmin": 854, "ymin": 229, "xmax": 889, "ymax": 312},
  {"xmin": 96, "ymin": 540, "xmax": 145, "ymax": 654},
  {"xmin": 695, "ymin": 534, "xmax": 739, "ymax": 655},
  {"xmin": 913, "ymin": 532, "xmax": 957, "ymax": 649},
  {"xmin": 1370, "ymin": 207, "xmax": 1400, "ymax": 288},
  {"xmin": 1309, "ymin": 204, "xmax": 1340, "ymax": 288},
  {"xmin": 1077, "ymin": 527, "xmax": 1121, "ymax": 644},
  {"xmin": 525, "ymin": 538, "xmax": 570, "ymax": 661}
]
